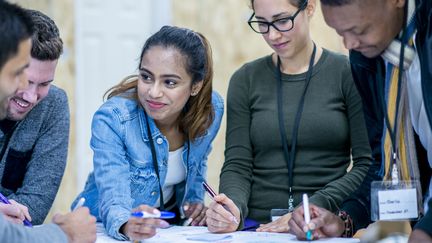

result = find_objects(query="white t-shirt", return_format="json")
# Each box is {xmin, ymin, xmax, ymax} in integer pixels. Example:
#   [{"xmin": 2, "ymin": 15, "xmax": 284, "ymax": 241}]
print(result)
[
  {"xmin": 406, "ymin": 49, "xmax": 432, "ymax": 212},
  {"xmin": 156, "ymin": 147, "xmax": 186, "ymax": 207}
]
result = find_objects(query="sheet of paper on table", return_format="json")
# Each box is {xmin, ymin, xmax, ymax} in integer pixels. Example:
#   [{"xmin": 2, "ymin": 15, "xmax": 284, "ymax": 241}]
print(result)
[{"xmin": 96, "ymin": 224, "xmax": 360, "ymax": 243}]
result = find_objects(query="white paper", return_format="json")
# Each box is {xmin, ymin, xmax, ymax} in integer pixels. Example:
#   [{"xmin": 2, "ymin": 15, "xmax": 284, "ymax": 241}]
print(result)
[
  {"xmin": 378, "ymin": 188, "xmax": 418, "ymax": 220},
  {"xmin": 96, "ymin": 224, "xmax": 360, "ymax": 243}
]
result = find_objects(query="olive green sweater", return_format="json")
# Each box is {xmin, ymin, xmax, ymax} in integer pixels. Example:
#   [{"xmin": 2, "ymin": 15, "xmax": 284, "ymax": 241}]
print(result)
[{"xmin": 220, "ymin": 49, "xmax": 372, "ymax": 225}]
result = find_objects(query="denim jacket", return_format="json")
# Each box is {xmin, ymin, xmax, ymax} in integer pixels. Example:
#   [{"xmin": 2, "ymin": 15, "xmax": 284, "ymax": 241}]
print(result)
[{"xmin": 72, "ymin": 91, "xmax": 223, "ymax": 240}]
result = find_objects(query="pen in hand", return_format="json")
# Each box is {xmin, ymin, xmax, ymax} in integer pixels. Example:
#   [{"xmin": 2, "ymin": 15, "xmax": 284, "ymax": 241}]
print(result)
[
  {"xmin": 72, "ymin": 197, "xmax": 86, "ymax": 211},
  {"xmin": 203, "ymin": 181, "xmax": 239, "ymax": 225},
  {"xmin": 131, "ymin": 210, "xmax": 175, "ymax": 219},
  {"xmin": 302, "ymin": 193, "xmax": 313, "ymax": 241},
  {"xmin": 0, "ymin": 192, "xmax": 32, "ymax": 227}
]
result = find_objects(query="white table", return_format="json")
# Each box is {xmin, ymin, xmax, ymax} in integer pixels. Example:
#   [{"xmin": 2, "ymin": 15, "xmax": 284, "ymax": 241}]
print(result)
[{"xmin": 96, "ymin": 224, "xmax": 360, "ymax": 243}]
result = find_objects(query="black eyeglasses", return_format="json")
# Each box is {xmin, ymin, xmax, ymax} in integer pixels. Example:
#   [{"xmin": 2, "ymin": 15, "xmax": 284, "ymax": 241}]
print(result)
[{"xmin": 248, "ymin": 0, "xmax": 308, "ymax": 34}]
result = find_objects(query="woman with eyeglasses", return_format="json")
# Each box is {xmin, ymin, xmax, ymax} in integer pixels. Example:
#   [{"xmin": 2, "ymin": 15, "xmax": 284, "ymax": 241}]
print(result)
[{"xmin": 206, "ymin": 0, "xmax": 372, "ymax": 234}]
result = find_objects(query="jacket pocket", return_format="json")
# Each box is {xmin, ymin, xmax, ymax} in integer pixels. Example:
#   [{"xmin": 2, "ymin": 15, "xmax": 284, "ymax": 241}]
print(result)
[
  {"xmin": 1, "ymin": 149, "xmax": 32, "ymax": 192},
  {"xmin": 129, "ymin": 156, "xmax": 159, "ymax": 196}
]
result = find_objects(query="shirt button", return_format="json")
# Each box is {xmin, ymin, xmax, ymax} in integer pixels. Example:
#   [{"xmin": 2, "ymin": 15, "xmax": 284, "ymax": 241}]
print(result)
[
  {"xmin": 151, "ymin": 191, "xmax": 157, "ymax": 196},
  {"xmin": 156, "ymin": 137, "xmax": 163, "ymax": 144}
]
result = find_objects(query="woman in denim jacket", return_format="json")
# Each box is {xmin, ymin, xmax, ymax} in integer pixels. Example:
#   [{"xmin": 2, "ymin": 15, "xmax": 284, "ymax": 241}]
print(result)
[{"xmin": 72, "ymin": 26, "xmax": 224, "ymax": 241}]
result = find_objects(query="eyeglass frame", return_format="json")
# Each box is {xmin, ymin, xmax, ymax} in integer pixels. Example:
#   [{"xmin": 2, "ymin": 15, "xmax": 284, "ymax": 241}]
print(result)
[{"xmin": 247, "ymin": 0, "xmax": 308, "ymax": 34}]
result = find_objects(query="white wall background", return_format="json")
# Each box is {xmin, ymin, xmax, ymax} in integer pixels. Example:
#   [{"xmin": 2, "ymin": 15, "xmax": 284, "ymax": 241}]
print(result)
[{"xmin": 75, "ymin": 0, "xmax": 172, "ymax": 190}]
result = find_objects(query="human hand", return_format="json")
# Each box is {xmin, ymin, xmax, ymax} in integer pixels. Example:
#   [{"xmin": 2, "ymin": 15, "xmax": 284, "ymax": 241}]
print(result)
[
  {"xmin": 0, "ymin": 200, "xmax": 31, "ymax": 224},
  {"xmin": 256, "ymin": 212, "xmax": 291, "ymax": 232},
  {"xmin": 183, "ymin": 202, "xmax": 207, "ymax": 226},
  {"xmin": 288, "ymin": 204, "xmax": 344, "ymax": 240},
  {"xmin": 120, "ymin": 205, "xmax": 170, "ymax": 241},
  {"xmin": 206, "ymin": 193, "xmax": 240, "ymax": 233},
  {"xmin": 409, "ymin": 229, "xmax": 432, "ymax": 243},
  {"xmin": 52, "ymin": 207, "xmax": 96, "ymax": 243}
]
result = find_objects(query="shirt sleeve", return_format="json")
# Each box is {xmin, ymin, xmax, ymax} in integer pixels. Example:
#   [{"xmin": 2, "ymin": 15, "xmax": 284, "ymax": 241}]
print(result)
[
  {"xmin": 219, "ymin": 66, "xmax": 254, "ymax": 229},
  {"xmin": 90, "ymin": 104, "xmax": 132, "ymax": 240},
  {"xmin": 308, "ymin": 60, "xmax": 372, "ymax": 212},
  {"xmin": 0, "ymin": 214, "xmax": 67, "ymax": 243}
]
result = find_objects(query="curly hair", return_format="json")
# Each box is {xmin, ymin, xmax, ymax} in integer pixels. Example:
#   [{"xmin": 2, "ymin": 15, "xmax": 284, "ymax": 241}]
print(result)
[{"xmin": 27, "ymin": 9, "xmax": 63, "ymax": 60}]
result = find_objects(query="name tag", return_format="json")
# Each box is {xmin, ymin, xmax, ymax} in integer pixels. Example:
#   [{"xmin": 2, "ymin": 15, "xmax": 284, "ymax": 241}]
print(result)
[
  {"xmin": 378, "ymin": 188, "xmax": 418, "ymax": 220},
  {"xmin": 371, "ymin": 181, "xmax": 420, "ymax": 221}
]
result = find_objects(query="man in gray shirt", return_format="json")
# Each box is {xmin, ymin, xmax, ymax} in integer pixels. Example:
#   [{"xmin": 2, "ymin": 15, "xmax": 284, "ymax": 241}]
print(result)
[
  {"xmin": 0, "ymin": 1, "xmax": 95, "ymax": 242},
  {"xmin": 0, "ymin": 7, "xmax": 70, "ymax": 225}
]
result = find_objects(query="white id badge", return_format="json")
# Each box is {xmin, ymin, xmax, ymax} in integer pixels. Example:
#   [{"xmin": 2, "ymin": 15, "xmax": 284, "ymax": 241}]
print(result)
[{"xmin": 371, "ymin": 180, "xmax": 421, "ymax": 221}]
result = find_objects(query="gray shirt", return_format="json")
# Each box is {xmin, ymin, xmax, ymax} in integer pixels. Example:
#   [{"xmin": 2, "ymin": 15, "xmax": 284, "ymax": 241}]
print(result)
[
  {"xmin": 0, "ymin": 214, "xmax": 67, "ymax": 242},
  {"xmin": 0, "ymin": 85, "xmax": 70, "ymax": 224}
]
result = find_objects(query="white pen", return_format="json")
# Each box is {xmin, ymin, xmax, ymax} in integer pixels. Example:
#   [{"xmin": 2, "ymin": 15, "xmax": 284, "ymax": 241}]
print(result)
[
  {"xmin": 302, "ymin": 194, "xmax": 313, "ymax": 241},
  {"xmin": 72, "ymin": 197, "xmax": 86, "ymax": 211},
  {"xmin": 182, "ymin": 217, "xmax": 193, "ymax": 226}
]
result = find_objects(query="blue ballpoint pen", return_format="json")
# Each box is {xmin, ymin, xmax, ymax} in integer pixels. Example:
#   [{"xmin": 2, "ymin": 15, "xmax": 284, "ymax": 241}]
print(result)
[
  {"xmin": 131, "ymin": 211, "xmax": 175, "ymax": 219},
  {"xmin": 0, "ymin": 192, "xmax": 32, "ymax": 227}
]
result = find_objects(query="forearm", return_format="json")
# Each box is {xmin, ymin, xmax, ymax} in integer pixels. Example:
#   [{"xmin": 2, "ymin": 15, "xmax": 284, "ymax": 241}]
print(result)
[
  {"xmin": 219, "ymin": 158, "xmax": 252, "ymax": 229},
  {"xmin": 340, "ymin": 159, "xmax": 382, "ymax": 232}
]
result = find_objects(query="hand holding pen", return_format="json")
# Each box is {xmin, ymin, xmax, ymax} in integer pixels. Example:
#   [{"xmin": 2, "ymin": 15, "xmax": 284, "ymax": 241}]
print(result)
[
  {"xmin": 289, "ymin": 200, "xmax": 345, "ymax": 240},
  {"xmin": 121, "ymin": 204, "xmax": 170, "ymax": 241},
  {"xmin": 203, "ymin": 181, "xmax": 241, "ymax": 233},
  {"xmin": 0, "ymin": 192, "xmax": 32, "ymax": 227}
]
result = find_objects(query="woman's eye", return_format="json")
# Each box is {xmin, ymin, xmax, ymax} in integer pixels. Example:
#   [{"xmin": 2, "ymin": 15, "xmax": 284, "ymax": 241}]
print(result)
[
  {"xmin": 165, "ymin": 79, "xmax": 176, "ymax": 88},
  {"xmin": 275, "ymin": 18, "xmax": 290, "ymax": 25},
  {"xmin": 140, "ymin": 73, "xmax": 152, "ymax": 82}
]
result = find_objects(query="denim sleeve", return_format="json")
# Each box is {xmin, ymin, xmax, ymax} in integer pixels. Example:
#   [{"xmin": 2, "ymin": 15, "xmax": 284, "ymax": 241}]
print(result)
[
  {"xmin": 90, "ymin": 104, "xmax": 132, "ymax": 240},
  {"xmin": 185, "ymin": 92, "xmax": 224, "ymax": 204}
]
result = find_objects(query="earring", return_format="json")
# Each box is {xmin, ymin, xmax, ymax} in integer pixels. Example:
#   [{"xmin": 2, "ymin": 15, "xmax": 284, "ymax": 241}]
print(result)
[{"xmin": 191, "ymin": 91, "xmax": 198, "ymax": 96}]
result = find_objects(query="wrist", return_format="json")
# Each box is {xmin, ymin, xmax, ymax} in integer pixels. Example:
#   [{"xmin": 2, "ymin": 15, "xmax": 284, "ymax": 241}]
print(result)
[{"xmin": 337, "ymin": 210, "xmax": 354, "ymax": 238}]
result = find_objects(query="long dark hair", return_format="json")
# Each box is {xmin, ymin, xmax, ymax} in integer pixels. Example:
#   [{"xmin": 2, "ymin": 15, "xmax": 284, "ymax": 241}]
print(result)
[{"xmin": 105, "ymin": 26, "xmax": 214, "ymax": 141}]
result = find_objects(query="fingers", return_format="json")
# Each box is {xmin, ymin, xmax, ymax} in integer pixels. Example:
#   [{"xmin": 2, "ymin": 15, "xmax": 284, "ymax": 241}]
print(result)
[
  {"xmin": 3, "ymin": 214, "xmax": 24, "ymax": 224},
  {"xmin": 206, "ymin": 214, "xmax": 233, "ymax": 233},
  {"xmin": 197, "ymin": 212, "xmax": 207, "ymax": 226},
  {"xmin": 125, "ymin": 217, "xmax": 169, "ymax": 240},
  {"xmin": 257, "ymin": 213, "xmax": 291, "ymax": 233},
  {"xmin": 0, "ymin": 203, "xmax": 25, "ymax": 221},
  {"xmin": 206, "ymin": 203, "xmax": 239, "ymax": 233},
  {"xmin": 213, "ymin": 194, "xmax": 238, "ymax": 218},
  {"xmin": 9, "ymin": 200, "xmax": 31, "ymax": 222},
  {"xmin": 208, "ymin": 202, "xmax": 237, "ymax": 224},
  {"xmin": 191, "ymin": 206, "xmax": 207, "ymax": 226},
  {"xmin": 187, "ymin": 203, "xmax": 202, "ymax": 223},
  {"xmin": 133, "ymin": 204, "xmax": 159, "ymax": 215}
]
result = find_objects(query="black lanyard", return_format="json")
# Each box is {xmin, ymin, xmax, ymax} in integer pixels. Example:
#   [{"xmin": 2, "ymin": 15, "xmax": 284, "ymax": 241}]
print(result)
[
  {"xmin": 378, "ymin": 4, "xmax": 409, "ymax": 174},
  {"xmin": 144, "ymin": 111, "xmax": 189, "ymax": 210},
  {"xmin": 276, "ymin": 43, "xmax": 316, "ymax": 212}
]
